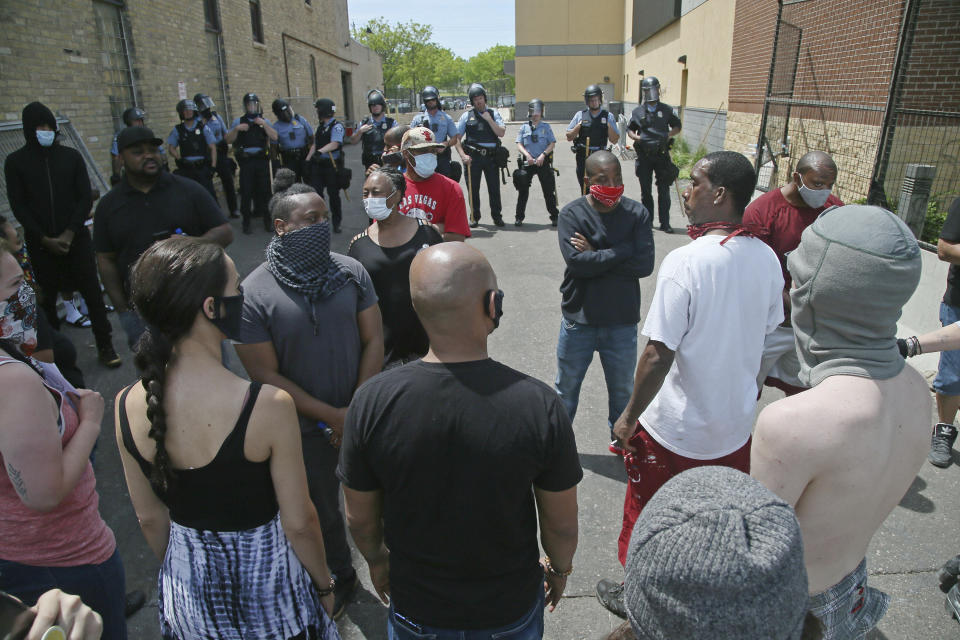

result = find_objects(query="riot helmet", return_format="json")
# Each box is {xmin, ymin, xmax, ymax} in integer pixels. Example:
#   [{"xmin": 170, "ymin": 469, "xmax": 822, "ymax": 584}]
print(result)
[
  {"xmin": 367, "ymin": 90, "xmax": 386, "ymax": 115},
  {"xmin": 527, "ymin": 99, "xmax": 544, "ymax": 119},
  {"xmin": 243, "ymin": 93, "xmax": 262, "ymax": 116},
  {"xmin": 176, "ymin": 99, "xmax": 198, "ymax": 121},
  {"xmin": 193, "ymin": 93, "xmax": 216, "ymax": 117},
  {"xmin": 121, "ymin": 107, "xmax": 146, "ymax": 127},
  {"xmin": 315, "ymin": 98, "xmax": 336, "ymax": 119},
  {"xmin": 641, "ymin": 76, "xmax": 661, "ymax": 103},
  {"xmin": 467, "ymin": 83, "xmax": 487, "ymax": 107},
  {"xmin": 272, "ymin": 98, "xmax": 293, "ymax": 123},
  {"xmin": 583, "ymin": 84, "xmax": 603, "ymax": 109},
  {"xmin": 421, "ymin": 86, "xmax": 440, "ymax": 110}
]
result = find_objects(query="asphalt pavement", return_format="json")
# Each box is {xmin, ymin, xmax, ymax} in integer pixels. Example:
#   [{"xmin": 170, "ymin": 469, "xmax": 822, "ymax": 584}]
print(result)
[{"xmin": 68, "ymin": 122, "xmax": 959, "ymax": 639}]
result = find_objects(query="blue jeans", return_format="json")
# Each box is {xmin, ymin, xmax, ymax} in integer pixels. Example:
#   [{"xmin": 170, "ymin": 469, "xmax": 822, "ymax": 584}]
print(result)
[
  {"xmin": 934, "ymin": 302, "xmax": 960, "ymax": 395},
  {"xmin": 0, "ymin": 548, "xmax": 127, "ymax": 640},
  {"xmin": 554, "ymin": 319, "xmax": 638, "ymax": 436},
  {"xmin": 387, "ymin": 586, "xmax": 544, "ymax": 640}
]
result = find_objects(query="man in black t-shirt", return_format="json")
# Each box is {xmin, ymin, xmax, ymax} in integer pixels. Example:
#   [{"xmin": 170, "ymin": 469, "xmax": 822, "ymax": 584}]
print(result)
[
  {"xmin": 94, "ymin": 126, "xmax": 232, "ymax": 347},
  {"xmin": 930, "ymin": 197, "xmax": 960, "ymax": 467},
  {"xmin": 338, "ymin": 242, "xmax": 582, "ymax": 637}
]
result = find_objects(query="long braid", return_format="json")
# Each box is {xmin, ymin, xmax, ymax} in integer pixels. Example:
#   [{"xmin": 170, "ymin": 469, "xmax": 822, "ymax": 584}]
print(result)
[{"xmin": 134, "ymin": 327, "xmax": 176, "ymax": 493}]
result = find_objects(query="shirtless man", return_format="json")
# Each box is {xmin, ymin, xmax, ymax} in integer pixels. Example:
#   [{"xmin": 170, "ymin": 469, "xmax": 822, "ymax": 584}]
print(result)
[{"xmin": 752, "ymin": 204, "xmax": 928, "ymax": 638}]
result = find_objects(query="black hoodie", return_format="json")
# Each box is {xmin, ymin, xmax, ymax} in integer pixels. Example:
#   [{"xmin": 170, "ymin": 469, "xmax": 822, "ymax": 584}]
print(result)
[{"xmin": 3, "ymin": 102, "xmax": 92, "ymax": 246}]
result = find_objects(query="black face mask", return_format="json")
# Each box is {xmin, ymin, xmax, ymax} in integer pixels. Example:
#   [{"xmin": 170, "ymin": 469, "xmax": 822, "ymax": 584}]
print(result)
[
  {"xmin": 207, "ymin": 289, "xmax": 244, "ymax": 341},
  {"xmin": 381, "ymin": 150, "xmax": 402, "ymax": 166},
  {"xmin": 484, "ymin": 289, "xmax": 504, "ymax": 329}
]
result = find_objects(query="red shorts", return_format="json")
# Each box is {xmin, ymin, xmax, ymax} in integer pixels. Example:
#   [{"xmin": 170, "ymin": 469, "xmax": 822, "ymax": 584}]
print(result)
[{"xmin": 617, "ymin": 422, "xmax": 752, "ymax": 565}]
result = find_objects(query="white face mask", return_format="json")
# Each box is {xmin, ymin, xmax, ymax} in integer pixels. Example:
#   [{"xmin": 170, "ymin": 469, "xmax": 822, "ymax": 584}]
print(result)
[
  {"xmin": 36, "ymin": 130, "xmax": 55, "ymax": 147},
  {"xmin": 411, "ymin": 152, "xmax": 437, "ymax": 178},
  {"xmin": 798, "ymin": 175, "xmax": 832, "ymax": 208},
  {"xmin": 363, "ymin": 190, "xmax": 397, "ymax": 221}
]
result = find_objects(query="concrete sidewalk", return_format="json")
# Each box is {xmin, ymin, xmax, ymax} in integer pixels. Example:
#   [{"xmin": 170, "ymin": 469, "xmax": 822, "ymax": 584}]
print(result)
[{"xmin": 74, "ymin": 123, "xmax": 958, "ymax": 639}]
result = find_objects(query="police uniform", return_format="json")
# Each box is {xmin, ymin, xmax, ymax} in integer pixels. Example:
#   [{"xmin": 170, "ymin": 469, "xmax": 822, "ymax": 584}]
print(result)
[
  {"xmin": 515, "ymin": 120, "xmax": 559, "ymax": 224},
  {"xmin": 231, "ymin": 114, "xmax": 273, "ymax": 232},
  {"xmin": 567, "ymin": 108, "xmax": 619, "ymax": 191},
  {"xmin": 410, "ymin": 109, "xmax": 458, "ymax": 177},
  {"xmin": 630, "ymin": 101, "xmax": 681, "ymax": 229},
  {"xmin": 167, "ymin": 120, "xmax": 217, "ymax": 200},
  {"xmin": 202, "ymin": 112, "xmax": 238, "ymax": 215},
  {"xmin": 356, "ymin": 114, "xmax": 396, "ymax": 170},
  {"xmin": 311, "ymin": 117, "xmax": 345, "ymax": 231},
  {"xmin": 457, "ymin": 107, "xmax": 506, "ymax": 225},
  {"xmin": 273, "ymin": 114, "xmax": 314, "ymax": 181}
]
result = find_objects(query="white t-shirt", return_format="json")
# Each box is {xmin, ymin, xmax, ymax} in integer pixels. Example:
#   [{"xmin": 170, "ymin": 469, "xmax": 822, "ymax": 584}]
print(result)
[{"xmin": 640, "ymin": 234, "xmax": 784, "ymax": 459}]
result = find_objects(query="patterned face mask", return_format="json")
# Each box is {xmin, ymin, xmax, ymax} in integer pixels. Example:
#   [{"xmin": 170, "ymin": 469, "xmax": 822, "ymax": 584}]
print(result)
[{"xmin": 0, "ymin": 282, "xmax": 39, "ymax": 357}]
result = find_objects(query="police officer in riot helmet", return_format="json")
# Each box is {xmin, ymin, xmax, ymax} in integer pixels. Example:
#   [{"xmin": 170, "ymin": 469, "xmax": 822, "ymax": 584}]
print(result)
[
  {"xmin": 270, "ymin": 98, "xmax": 314, "ymax": 183},
  {"xmin": 194, "ymin": 92, "xmax": 239, "ymax": 217},
  {"xmin": 305, "ymin": 98, "xmax": 347, "ymax": 232},
  {"xmin": 348, "ymin": 89, "xmax": 397, "ymax": 171},
  {"xmin": 166, "ymin": 98, "xmax": 218, "ymax": 200},
  {"xmin": 411, "ymin": 85, "xmax": 461, "ymax": 180},
  {"xmin": 566, "ymin": 84, "xmax": 620, "ymax": 193},
  {"xmin": 455, "ymin": 82, "xmax": 507, "ymax": 227},
  {"xmin": 226, "ymin": 93, "xmax": 278, "ymax": 233},
  {"xmin": 514, "ymin": 98, "xmax": 559, "ymax": 227},
  {"xmin": 110, "ymin": 107, "xmax": 167, "ymax": 184},
  {"xmin": 627, "ymin": 76, "xmax": 682, "ymax": 232}
]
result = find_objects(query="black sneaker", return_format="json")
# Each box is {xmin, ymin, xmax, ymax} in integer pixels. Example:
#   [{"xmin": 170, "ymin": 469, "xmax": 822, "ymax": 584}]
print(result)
[
  {"xmin": 125, "ymin": 590, "xmax": 146, "ymax": 618},
  {"xmin": 493, "ymin": 217, "xmax": 505, "ymax": 227},
  {"xmin": 470, "ymin": 220, "xmax": 480, "ymax": 228},
  {"xmin": 940, "ymin": 554, "xmax": 960, "ymax": 593},
  {"xmin": 514, "ymin": 218, "xmax": 523, "ymax": 227},
  {"xmin": 659, "ymin": 224, "xmax": 673, "ymax": 234},
  {"xmin": 229, "ymin": 210, "xmax": 241, "ymax": 219},
  {"xmin": 596, "ymin": 578, "xmax": 627, "ymax": 619},
  {"xmin": 947, "ymin": 584, "xmax": 960, "ymax": 623},
  {"xmin": 333, "ymin": 224, "xmax": 342, "ymax": 234},
  {"xmin": 332, "ymin": 571, "xmax": 358, "ymax": 620},
  {"xmin": 98, "ymin": 345, "xmax": 122, "ymax": 368},
  {"xmin": 929, "ymin": 423, "xmax": 958, "ymax": 468},
  {"xmin": 550, "ymin": 217, "xmax": 558, "ymax": 228}
]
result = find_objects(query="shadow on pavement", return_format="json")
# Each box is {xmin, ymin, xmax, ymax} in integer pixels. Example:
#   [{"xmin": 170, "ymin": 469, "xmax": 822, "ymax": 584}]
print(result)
[
  {"xmin": 579, "ymin": 453, "xmax": 627, "ymax": 483},
  {"xmin": 898, "ymin": 475, "xmax": 935, "ymax": 513}
]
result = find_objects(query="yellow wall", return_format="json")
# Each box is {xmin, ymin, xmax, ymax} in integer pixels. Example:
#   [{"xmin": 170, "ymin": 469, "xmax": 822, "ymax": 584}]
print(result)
[
  {"xmin": 622, "ymin": 0, "xmax": 735, "ymax": 111},
  {"xmin": 517, "ymin": 56, "xmax": 623, "ymax": 102},
  {"xmin": 516, "ymin": 0, "xmax": 624, "ymax": 45}
]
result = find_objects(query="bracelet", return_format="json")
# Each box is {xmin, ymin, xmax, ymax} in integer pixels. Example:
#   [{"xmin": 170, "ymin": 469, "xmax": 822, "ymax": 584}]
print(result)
[
  {"xmin": 314, "ymin": 577, "xmax": 335, "ymax": 597},
  {"xmin": 543, "ymin": 556, "xmax": 572, "ymax": 578}
]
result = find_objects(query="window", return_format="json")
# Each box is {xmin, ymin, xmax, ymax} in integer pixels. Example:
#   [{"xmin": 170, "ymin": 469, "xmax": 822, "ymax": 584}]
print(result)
[
  {"xmin": 310, "ymin": 55, "xmax": 318, "ymax": 98},
  {"xmin": 203, "ymin": 0, "xmax": 220, "ymax": 32},
  {"xmin": 250, "ymin": 0, "xmax": 264, "ymax": 43}
]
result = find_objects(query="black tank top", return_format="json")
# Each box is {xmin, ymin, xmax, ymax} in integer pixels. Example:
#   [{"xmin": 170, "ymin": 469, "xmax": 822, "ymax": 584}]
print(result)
[{"xmin": 118, "ymin": 382, "xmax": 280, "ymax": 531}]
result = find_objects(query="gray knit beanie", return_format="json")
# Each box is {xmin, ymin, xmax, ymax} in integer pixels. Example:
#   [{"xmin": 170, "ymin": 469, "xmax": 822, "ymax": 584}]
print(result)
[{"xmin": 624, "ymin": 466, "xmax": 808, "ymax": 639}]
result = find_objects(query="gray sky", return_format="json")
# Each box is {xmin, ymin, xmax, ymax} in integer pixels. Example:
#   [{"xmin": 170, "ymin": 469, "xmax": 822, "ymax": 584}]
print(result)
[{"xmin": 347, "ymin": 0, "xmax": 515, "ymax": 59}]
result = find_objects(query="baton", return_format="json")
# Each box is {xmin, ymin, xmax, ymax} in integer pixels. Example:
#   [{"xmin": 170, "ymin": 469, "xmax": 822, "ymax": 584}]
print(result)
[
  {"xmin": 669, "ymin": 149, "xmax": 684, "ymax": 211},
  {"xmin": 582, "ymin": 137, "xmax": 591, "ymax": 195},
  {"xmin": 465, "ymin": 157, "xmax": 477, "ymax": 224}
]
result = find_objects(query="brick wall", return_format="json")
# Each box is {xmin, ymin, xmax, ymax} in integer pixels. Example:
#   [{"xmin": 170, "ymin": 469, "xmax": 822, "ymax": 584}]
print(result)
[
  {"xmin": 726, "ymin": 0, "xmax": 778, "ymax": 114},
  {"xmin": 0, "ymin": 0, "xmax": 381, "ymax": 183},
  {"xmin": 899, "ymin": 0, "xmax": 960, "ymax": 112}
]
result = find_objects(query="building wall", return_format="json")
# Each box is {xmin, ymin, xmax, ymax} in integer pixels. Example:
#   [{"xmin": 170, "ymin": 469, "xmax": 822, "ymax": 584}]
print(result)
[
  {"xmin": 515, "ymin": 0, "xmax": 625, "ymax": 118},
  {"xmin": 0, "ymin": 0, "xmax": 381, "ymax": 184}
]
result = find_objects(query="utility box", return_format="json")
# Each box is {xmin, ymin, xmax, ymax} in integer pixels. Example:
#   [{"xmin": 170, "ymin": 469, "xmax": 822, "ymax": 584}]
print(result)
[{"xmin": 897, "ymin": 163, "xmax": 936, "ymax": 238}]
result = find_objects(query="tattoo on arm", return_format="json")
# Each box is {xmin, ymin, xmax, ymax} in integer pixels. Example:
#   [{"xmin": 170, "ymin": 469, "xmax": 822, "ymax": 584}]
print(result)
[{"xmin": 6, "ymin": 462, "xmax": 26, "ymax": 499}]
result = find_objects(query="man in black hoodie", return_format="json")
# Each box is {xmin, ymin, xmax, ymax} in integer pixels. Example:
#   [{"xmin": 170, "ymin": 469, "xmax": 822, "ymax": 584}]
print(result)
[{"xmin": 3, "ymin": 102, "xmax": 120, "ymax": 367}]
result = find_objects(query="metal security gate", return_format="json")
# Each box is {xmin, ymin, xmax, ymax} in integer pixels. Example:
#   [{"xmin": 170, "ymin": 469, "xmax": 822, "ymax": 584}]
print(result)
[
  {"xmin": 92, "ymin": 1, "xmax": 139, "ymax": 131},
  {"xmin": 755, "ymin": 0, "xmax": 903, "ymax": 202}
]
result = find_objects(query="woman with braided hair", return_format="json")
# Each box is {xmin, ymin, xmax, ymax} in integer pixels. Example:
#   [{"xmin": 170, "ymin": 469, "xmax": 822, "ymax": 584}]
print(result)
[{"xmin": 114, "ymin": 236, "xmax": 340, "ymax": 639}]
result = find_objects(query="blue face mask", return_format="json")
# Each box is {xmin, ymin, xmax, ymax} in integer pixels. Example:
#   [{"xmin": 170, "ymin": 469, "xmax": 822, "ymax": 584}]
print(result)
[{"xmin": 36, "ymin": 130, "xmax": 55, "ymax": 147}]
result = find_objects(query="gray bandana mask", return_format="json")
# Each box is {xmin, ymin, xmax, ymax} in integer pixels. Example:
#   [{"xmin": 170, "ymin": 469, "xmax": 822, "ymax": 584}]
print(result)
[{"xmin": 788, "ymin": 205, "xmax": 922, "ymax": 386}]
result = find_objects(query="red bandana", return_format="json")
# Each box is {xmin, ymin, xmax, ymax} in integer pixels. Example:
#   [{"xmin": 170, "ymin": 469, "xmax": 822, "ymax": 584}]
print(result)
[
  {"xmin": 686, "ymin": 221, "xmax": 757, "ymax": 245},
  {"xmin": 589, "ymin": 184, "xmax": 625, "ymax": 208}
]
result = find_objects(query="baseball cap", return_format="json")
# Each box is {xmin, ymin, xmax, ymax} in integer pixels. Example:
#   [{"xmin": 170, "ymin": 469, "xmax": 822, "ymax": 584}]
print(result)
[
  {"xmin": 401, "ymin": 126, "xmax": 445, "ymax": 151},
  {"xmin": 117, "ymin": 126, "xmax": 163, "ymax": 151}
]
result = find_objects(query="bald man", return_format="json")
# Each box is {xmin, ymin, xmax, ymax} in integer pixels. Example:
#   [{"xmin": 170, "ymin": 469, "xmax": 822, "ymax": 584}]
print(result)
[
  {"xmin": 744, "ymin": 150, "xmax": 843, "ymax": 395},
  {"xmin": 555, "ymin": 150, "xmax": 654, "ymax": 447},
  {"xmin": 752, "ymin": 206, "xmax": 928, "ymax": 637},
  {"xmin": 338, "ymin": 243, "xmax": 582, "ymax": 638}
]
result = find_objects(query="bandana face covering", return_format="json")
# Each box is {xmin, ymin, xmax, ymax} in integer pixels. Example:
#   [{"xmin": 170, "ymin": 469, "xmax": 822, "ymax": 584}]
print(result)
[
  {"xmin": 686, "ymin": 221, "xmax": 757, "ymax": 245},
  {"xmin": 266, "ymin": 221, "xmax": 356, "ymax": 302},
  {"xmin": 589, "ymin": 184, "xmax": 624, "ymax": 208},
  {"xmin": 0, "ymin": 282, "xmax": 39, "ymax": 357}
]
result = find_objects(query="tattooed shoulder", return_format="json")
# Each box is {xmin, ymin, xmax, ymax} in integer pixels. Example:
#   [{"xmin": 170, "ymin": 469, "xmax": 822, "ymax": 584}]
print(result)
[{"xmin": 6, "ymin": 462, "xmax": 26, "ymax": 499}]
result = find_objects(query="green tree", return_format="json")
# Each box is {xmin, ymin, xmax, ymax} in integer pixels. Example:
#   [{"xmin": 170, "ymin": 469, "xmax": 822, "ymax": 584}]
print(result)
[
  {"xmin": 464, "ymin": 44, "xmax": 515, "ymax": 98},
  {"xmin": 350, "ymin": 18, "xmax": 411, "ymax": 97}
]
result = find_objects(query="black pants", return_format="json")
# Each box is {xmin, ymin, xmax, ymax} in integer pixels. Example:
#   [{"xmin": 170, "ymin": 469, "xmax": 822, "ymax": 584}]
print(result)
[
  {"xmin": 279, "ymin": 148, "xmax": 309, "ymax": 182},
  {"xmin": 516, "ymin": 163, "xmax": 559, "ymax": 221},
  {"xmin": 300, "ymin": 428, "xmax": 354, "ymax": 580},
  {"xmin": 214, "ymin": 154, "xmax": 238, "ymax": 213},
  {"xmin": 635, "ymin": 151, "xmax": 674, "ymax": 227},
  {"xmin": 174, "ymin": 163, "xmax": 216, "ymax": 202},
  {"xmin": 574, "ymin": 148, "xmax": 605, "ymax": 193},
  {"xmin": 238, "ymin": 155, "xmax": 271, "ymax": 231},
  {"xmin": 311, "ymin": 162, "xmax": 343, "ymax": 228},
  {"xmin": 436, "ymin": 148, "xmax": 452, "ymax": 177},
  {"xmin": 28, "ymin": 229, "xmax": 112, "ymax": 352},
  {"xmin": 467, "ymin": 152, "xmax": 502, "ymax": 223},
  {"xmin": 36, "ymin": 307, "xmax": 84, "ymax": 388}
]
